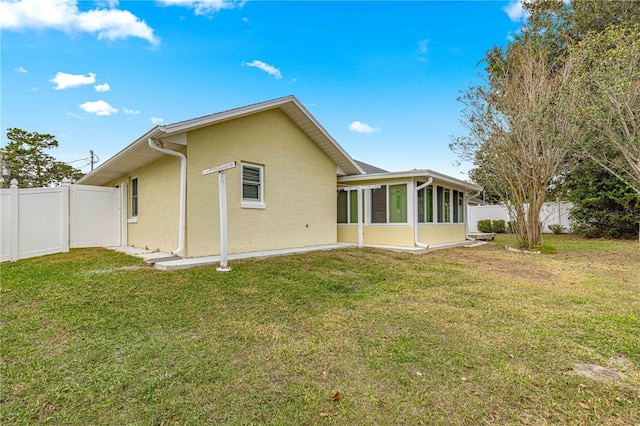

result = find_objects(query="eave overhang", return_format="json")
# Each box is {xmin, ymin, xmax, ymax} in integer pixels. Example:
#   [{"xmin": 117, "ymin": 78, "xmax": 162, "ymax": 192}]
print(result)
[
  {"xmin": 338, "ymin": 169, "xmax": 482, "ymax": 192},
  {"xmin": 79, "ymin": 95, "xmax": 364, "ymax": 186}
]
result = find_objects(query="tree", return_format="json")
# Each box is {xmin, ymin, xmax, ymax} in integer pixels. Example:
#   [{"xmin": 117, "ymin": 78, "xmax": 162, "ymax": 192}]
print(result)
[
  {"xmin": 1, "ymin": 128, "xmax": 84, "ymax": 188},
  {"xmin": 451, "ymin": 44, "xmax": 573, "ymax": 249},
  {"xmin": 562, "ymin": 23, "xmax": 640, "ymax": 195},
  {"xmin": 566, "ymin": 158, "xmax": 640, "ymax": 239}
]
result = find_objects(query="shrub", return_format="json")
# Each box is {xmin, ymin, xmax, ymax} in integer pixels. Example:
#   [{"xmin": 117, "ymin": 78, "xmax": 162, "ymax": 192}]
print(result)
[
  {"xmin": 507, "ymin": 221, "xmax": 516, "ymax": 234},
  {"xmin": 477, "ymin": 219, "xmax": 493, "ymax": 233},
  {"xmin": 492, "ymin": 219, "xmax": 506, "ymax": 233},
  {"xmin": 572, "ymin": 223, "xmax": 601, "ymax": 239},
  {"xmin": 548, "ymin": 223, "xmax": 565, "ymax": 234}
]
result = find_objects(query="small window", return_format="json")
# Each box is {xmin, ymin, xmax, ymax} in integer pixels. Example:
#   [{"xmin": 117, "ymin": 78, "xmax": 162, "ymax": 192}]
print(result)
[
  {"xmin": 337, "ymin": 191, "xmax": 348, "ymax": 223},
  {"xmin": 389, "ymin": 184, "xmax": 407, "ymax": 223},
  {"xmin": 241, "ymin": 163, "xmax": 265, "ymax": 208},
  {"xmin": 337, "ymin": 189, "xmax": 361, "ymax": 224},
  {"xmin": 444, "ymin": 189, "xmax": 451, "ymax": 222},
  {"xmin": 437, "ymin": 186, "xmax": 452, "ymax": 223},
  {"xmin": 453, "ymin": 190, "xmax": 465, "ymax": 223},
  {"xmin": 349, "ymin": 190, "xmax": 359, "ymax": 224},
  {"xmin": 131, "ymin": 177, "xmax": 138, "ymax": 217},
  {"xmin": 417, "ymin": 185, "xmax": 434, "ymax": 223},
  {"xmin": 371, "ymin": 186, "xmax": 387, "ymax": 224}
]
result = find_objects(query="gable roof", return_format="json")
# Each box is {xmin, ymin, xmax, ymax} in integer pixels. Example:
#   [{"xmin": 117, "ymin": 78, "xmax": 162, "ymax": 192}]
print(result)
[
  {"xmin": 355, "ymin": 160, "xmax": 389, "ymax": 174},
  {"xmin": 79, "ymin": 96, "xmax": 364, "ymax": 186}
]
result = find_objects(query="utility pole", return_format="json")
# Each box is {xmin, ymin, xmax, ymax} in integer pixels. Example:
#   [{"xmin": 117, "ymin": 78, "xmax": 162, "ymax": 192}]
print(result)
[{"xmin": 90, "ymin": 150, "xmax": 96, "ymax": 171}]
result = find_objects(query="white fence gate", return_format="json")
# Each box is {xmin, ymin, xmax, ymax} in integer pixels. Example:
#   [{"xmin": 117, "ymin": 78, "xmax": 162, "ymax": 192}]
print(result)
[
  {"xmin": 1, "ymin": 180, "xmax": 120, "ymax": 262},
  {"xmin": 468, "ymin": 201, "xmax": 573, "ymax": 233},
  {"xmin": 70, "ymin": 185, "xmax": 120, "ymax": 248}
]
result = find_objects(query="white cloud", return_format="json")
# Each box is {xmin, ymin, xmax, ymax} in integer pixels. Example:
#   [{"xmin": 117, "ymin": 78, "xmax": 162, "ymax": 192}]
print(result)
[
  {"xmin": 157, "ymin": 0, "xmax": 244, "ymax": 16},
  {"xmin": 14, "ymin": 66, "xmax": 28, "ymax": 73},
  {"xmin": 151, "ymin": 117, "xmax": 164, "ymax": 124},
  {"xmin": 348, "ymin": 121, "xmax": 380, "ymax": 134},
  {"xmin": 50, "ymin": 72, "xmax": 96, "ymax": 90},
  {"xmin": 0, "ymin": 0, "xmax": 158, "ymax": 44},
  {"xmin": 243, "ymin": 60, "xmax": 282, "ymax": 79},
  {"xmin": 504, "ymin": 0, "xmax": 527, "ymax": 22},
  {"xmin": 79, "ymin": 100, "xmax": 118, "ymax": 116},
  {"xmin": 94, "ymin": 83, "xmax": 111, "ymax": 92},
  {"xmin": 124, "ymin": 108, "xmax": 140, "ymax": 115},
  {"xmin": 417, "ymin": 39, "xmax": 429, "ymax": 55}
]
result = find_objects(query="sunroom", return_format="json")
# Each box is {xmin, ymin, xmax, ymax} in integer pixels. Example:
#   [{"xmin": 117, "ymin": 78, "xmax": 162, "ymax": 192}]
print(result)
[{"xmin": 336, "ymin": 170, "xmax": 482, "ymax": 249}]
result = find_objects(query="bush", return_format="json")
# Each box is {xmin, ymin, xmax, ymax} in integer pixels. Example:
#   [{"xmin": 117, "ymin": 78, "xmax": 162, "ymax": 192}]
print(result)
[
  {"xmin": 492, "ymin": 219, "xmax": 506, "ymax": 233},
  {"xmin": 572, "ymin": 223, "xmax": 602, "ymax": 239},
  {"xmin": 507, "ymin": 221, "xmax": 516, "ymax": 234},
  {"xmin": 548, "ymin": 223, "xmax": 565, "ymax": 234},
  {"xmin": 477, "ymin": 219, "xmax": 493, "ymax": 233}
]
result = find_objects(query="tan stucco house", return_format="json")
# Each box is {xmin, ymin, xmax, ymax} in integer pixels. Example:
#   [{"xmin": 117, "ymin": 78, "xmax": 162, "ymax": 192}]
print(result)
[{"xmin": 79, "ymin": 96, "xmax": 481, "ymax": 258}]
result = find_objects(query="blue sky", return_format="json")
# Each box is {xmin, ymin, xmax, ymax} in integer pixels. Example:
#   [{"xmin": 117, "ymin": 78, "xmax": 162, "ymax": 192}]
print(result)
[{"xmin": 1, "ymin": 0, "xmax": 526, "ymax": 178}]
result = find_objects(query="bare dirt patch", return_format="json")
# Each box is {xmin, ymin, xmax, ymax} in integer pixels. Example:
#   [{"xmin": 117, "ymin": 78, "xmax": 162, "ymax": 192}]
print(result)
[{"xmin": 431, "ymin": 243, "xmax": 557, "ymax": 284}]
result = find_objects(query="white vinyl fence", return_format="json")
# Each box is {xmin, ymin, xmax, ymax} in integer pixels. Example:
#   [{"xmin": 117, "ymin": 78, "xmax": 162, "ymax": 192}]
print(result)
[
  {"xmin": 1, "ymin": 179, "xmax": 120, "ymax": 262},
  {"xmin": 468, "ymin": 201, "xmax": 573, "ymax": 233}
]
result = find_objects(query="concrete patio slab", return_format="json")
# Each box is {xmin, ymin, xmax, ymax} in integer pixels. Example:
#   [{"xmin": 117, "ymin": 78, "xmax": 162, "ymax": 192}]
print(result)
[{"xmin": 152, "ymin": 243, "xmax": 354, "ymax": 270}]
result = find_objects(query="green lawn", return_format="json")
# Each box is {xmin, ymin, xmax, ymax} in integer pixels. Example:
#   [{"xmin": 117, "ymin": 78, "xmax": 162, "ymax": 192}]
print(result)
[{"xmin": 1, "ymin": 235, "xmax": 639, "ymax": 424}]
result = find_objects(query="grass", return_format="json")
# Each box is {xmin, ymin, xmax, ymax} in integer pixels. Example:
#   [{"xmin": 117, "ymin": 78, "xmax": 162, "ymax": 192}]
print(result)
[{"xmin": 1, "ymin": 235, "xmax": 639, "ymax": 424}]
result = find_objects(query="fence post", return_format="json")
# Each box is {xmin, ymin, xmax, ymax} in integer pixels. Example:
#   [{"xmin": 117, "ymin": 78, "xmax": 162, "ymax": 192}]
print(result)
[
  {"xmin": 61, "ymin": 178, "xmax": 71, "ymax": 253},
  {"xmin": 9, "ymin": 179, "xmax": 19, "ymax": 261}
]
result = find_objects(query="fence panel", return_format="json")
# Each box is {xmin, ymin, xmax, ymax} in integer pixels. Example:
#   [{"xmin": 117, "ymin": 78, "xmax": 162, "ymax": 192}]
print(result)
[
  {"xmin": 0, "ymin": 185, "xmax": 69, "ymax": 261},
  {"xmin": 467, "ymin": 205, "xmax": 511, "ymax": 233},
  {"xmin": 1, "ymin": 182, "xmax": 120, "ymax": 261},
  {"xmin": 468, "ymin": 202, "xmax": 573, "ymax": 233},
  {"xmin": 1, "ymin": 191, "xmax": 13, "ymax": 262}
]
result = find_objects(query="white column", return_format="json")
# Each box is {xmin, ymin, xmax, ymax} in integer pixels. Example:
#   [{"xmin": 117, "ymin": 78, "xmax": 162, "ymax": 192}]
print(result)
[{"xmin": 217, "ymin": 170, "xmax": 231, "ymax": 272}]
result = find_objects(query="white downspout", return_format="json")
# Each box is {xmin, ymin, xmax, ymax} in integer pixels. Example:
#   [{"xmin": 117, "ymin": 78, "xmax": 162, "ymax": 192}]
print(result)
[
  {"xmin": 414, "ymin": 177, "xmax": 433, "ymax": 249},
  {"xmin": 465, "ymin": 189, "xmax": 482, "ymax": 239},
  {"xmin": 148, "ymin": 137, "xmax": 186, "ymax": 256}
]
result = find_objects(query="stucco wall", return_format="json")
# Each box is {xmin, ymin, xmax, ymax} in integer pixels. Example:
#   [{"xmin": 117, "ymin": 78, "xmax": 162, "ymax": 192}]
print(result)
[
  {"xmin": 108, "ymin": 154, "xmax": 182, "ymax": 254},
  {"xmin": 185, "ymin": 109, "xmax": 338, "ymax": 257},
  {"xmin": 336, "ymin": 225, "xmax": 411, "ymax": 247},
  {"xmin": 338, "ymin": 223, "xmax": 467, "ymax": 247},
  {"xmin": 418, "ymin": 224, "xmax": 466, "ymax": 245}
]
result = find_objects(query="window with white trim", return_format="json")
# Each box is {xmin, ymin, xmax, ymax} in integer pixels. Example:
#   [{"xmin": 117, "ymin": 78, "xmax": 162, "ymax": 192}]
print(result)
[
  {"xmin": 369, "ymin": 184, "xmax": 408, "ymax": 224},
  {"xmin": 453, "ymin": 190, "xmax": 464, "ymax": 223},
  {"xmin": 417, "ymin": 185, "xmax": 434, "ymax": 223},
  {"xmin": 241, "ymin": 163, "xmax": 265, "ymax": 208},
  {"xmin": 131, "ymin": 176, "xmax": 138, "ymax": 217},
  {"xmin": 437, "ymin": 186, "xmax": 451, "ymax": 223},
  {"xmin": 337, "ymin": 189, "xmax": 360, "ymax": 224}
]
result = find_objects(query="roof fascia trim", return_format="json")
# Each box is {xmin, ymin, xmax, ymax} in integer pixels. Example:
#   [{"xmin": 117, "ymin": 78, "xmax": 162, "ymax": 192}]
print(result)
[
  {"xmin": 338, "ymin": 170, "xmax": 481, "ymax": 191},
  {"xmin": 288, "ymin": 97, "xmax": 364, "ymax": 176},
  {"xmin": 77, "ymin": 126, "xmax": 165, "ymax": 184}
]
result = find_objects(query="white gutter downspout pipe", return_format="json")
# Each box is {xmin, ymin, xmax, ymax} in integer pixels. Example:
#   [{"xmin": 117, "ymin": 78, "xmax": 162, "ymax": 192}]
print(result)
[
  {"xmin": 414, "ymin": 177, "xmax": 433, "ymax": 249},
  {"xmin": 148, "ymin": 138, "xmax": 186, "ymax": 256},
  {"xmin": 465, "ymin": 189, "xmax": 482, "ymax": 239}
]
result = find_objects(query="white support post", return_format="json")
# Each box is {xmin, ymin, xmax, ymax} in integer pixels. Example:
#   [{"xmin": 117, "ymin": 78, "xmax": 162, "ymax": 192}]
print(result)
[
  {"xmin": 357, "ymin": 188, "xmax": 364, "ymax": 248},
  {"xmin": 347, "ymin": 184, "xmax": 380, "ymax": 249},
  {"xmin": 202, "ymin": 161, "xmax": 236, "ymax": 272},
  {"xmin": 217, "ymin": 170, "xmax": 230, "ymax": 272}
]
